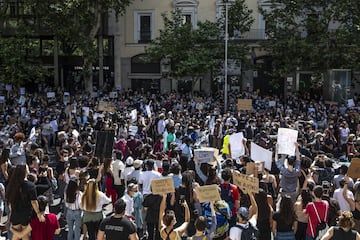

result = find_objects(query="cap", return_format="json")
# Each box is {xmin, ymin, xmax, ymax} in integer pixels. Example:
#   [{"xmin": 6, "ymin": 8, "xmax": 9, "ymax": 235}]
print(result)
[
  {"xmin": 126, "ymin": 156, "xmax": 134, "ymax": 166},
  {"xmin": 237, "ymin": 207, "xmax": 249, "ymax": 219},
  {"xmin": 133, "ymin": 159, "xmax": 143, "ymax": 169},
  {"xmin": 127, "ymin": 183, "xmax": 138, "ymax": 191}
]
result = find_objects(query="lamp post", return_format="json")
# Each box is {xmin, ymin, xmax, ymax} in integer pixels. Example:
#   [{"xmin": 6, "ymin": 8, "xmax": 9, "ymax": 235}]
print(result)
[{"xmin": 224, "ymin": 0, "xmax": 229, "ymax": 112}]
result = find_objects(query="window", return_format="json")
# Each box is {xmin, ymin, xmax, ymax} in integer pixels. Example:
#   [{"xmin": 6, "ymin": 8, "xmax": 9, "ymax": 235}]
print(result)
[
  {"xmin": 173, "ymin": 0, "xmax": 198, "ymax": 28},
  {"xmin": 134, "ymin": 11, "xmax": 155, "ymax": 44}
]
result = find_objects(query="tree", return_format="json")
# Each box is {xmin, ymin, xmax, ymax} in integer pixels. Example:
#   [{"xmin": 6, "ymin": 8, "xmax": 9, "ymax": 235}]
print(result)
[
  {"xmin": 260, "ymin": 0, "xmax": 360, "ymax": 81},
  {"xmin": 34, "ymin": 0, "xmax": 134, "ymax": 92},
  {"xmin": 146, "ymin": 0, "xmax": 254, "ymax": 93}
]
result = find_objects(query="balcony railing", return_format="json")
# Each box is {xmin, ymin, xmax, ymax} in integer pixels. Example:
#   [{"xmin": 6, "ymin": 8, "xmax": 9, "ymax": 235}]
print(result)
[{"xmin": 232, "ymin": 29, "xmax": 267, "ymax": 40}]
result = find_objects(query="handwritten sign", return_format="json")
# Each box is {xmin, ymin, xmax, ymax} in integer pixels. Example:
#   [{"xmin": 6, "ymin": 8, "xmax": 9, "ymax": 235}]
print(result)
[
  {"xmin": 246, "ymin": 162, "xmax": 264, "ymax": 175},
  {"xmin": 251, "ymin": 142, "xmax": 273, "ymax": 170},
  {"xmin": 237, "ymin": 99, "xmax": 253, "ymax": 111},
  {"xmin": 233, "ymin": 172, "xmax": 259, "ymax": 194},
  {"xmin": 194, "ymin": 149, "xmax": 216, "ymax": 163},
  {"xmin": 229, "ymin": 132, "xmax": 244, "ymax": 159},
  {"xmin": 277, "ymin": 128, "xmax": 298, "ymax": 156},
  {"xmin": 98, "ymin": 101, "xmax": 115, "ymax": 112},
  {"xmin": 347, "ymin": 158, "xmax": 360, "ymax": 180},
  {"xmin": 47, "ymin": 92, "xmax": 55, "ymax": 98},
  {"xmin": 195, "ymin": 185, "xmax": 221, "ymax": 203},
  {"xmin": 151, "ymin": 178, "xmax": 175, "ymax": 195}
]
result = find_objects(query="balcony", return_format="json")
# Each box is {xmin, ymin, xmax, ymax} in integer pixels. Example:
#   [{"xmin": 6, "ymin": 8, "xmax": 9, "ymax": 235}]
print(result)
[{"xmin": 232, "ymin": 29, "xmax": 267, "ymax": 41}]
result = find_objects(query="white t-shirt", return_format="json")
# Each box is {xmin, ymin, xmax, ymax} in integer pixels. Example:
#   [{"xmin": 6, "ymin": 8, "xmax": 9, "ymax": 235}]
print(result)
[
  {"xmin": 229, "ymin": 217, "xmax": 257, "ymax": 240},
  {"xmin": 80, "ymin": 191, "xmax": 111, "ymax": 212},
  {"xmin": 139, "ymin": 170, "xmax": 162, "ymax": 195},
  {"xmin": 122, "ymin": 193, "xmax": 134, "ymax": 216},
  {"xmin": 333, "ymin": 188, "xmax": 354, "ymax": 212},
  {"xmin": 112, "ymin": 160, "xmax": 125, "ymax": 186}
]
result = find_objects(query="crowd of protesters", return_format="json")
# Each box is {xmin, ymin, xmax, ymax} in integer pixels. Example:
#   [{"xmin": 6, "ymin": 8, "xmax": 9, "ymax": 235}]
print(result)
[{"xmin": 0, "ymin": 86, "xmax": 359, "ymax": 240}]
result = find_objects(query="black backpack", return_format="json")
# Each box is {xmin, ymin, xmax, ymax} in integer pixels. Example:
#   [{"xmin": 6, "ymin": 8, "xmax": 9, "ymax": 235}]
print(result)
[{"xmin": 233, "ymin": 223, "xmax": 259, "ymax": 240}]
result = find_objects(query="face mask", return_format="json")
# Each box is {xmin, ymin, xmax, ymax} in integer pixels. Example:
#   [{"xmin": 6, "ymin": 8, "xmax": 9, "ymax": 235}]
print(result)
[
  {"xmin": 36, "ymin": 159, "xmax": 40, "ymax": 165},
  {"xmin": 64, "ymin": 156, "xmax": 69, "ymax": 161}
]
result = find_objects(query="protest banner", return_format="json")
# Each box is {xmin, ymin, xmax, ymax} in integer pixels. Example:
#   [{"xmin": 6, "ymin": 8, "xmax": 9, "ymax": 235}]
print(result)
[
  {"xmin": 347, "ymin": 158, "xmax": 360, "ymax": 180},
  {"xmin": 237, "ymin": 99, "xmax": 253, "ymax": 111},
  {"xmin": 194, "ymin": 149, "xmax": 216, "ymax": 163},
  {"xmin": 348, "ymin": 99, "xmax": 355, "ymax": 108},
  {"xmin": 229, "ymin": 132, "xmax": 244, "ymax": 159},
  {"xmin": 47, "ymin": 92, "xmax": 55, "ymax": 98},
  {"xmin": 151, "ymin": 178, "xmax": 175, "ymax": 195},
  {"xmin": 277, "ymin": 128, "xmax": 298, "ymax": 156},
  {"xmin": 246, "ymin": 162, "xmax": 264, "ymax": 175},
  {"xmin": 94, "ymin": 130, "xmax": 115, "ymax": 159},
  {"xmin": 130, "ymin": 109, "xmax": 137, "ymax": 123},
  {"xmin": 251, "ymin": 142, "xmax": 273, "ymax": 170},
  {"xmin": 195, "ymin": 185, "xmax": 221, "ymax": 203},
  {"xmin": 233, "ymin": 172, "xmax": 259, "ymax": 194}
]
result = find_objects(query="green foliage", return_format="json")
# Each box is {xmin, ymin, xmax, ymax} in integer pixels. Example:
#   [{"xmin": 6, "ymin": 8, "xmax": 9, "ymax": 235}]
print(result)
[
  {"xmin": 146, "ymin": 0, "xmax": 254, "ymax": 87},
  {"xmin": 260, "ymin": 0, "xmax": 360, "ymax": 77}
]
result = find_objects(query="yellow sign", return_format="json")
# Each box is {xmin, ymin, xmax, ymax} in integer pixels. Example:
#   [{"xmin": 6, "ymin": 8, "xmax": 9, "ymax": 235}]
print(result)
[
  {"xmin": 195, "ymin": 185, "xmax": 221, "ymax": 203},
  {"xmin": 237, "ymin": 99, "xmax": 253, "ymax": 111},
  {"xmin": 151, "ymin": 178, "xmax": 175, "ymax": 195},
  {"xmin": 233, "ymin": 172, "xmax": 259, "ymax": 194},
  {"xmin": 348, "ymin": 158, "xmax": 360, "ymax": 180}
]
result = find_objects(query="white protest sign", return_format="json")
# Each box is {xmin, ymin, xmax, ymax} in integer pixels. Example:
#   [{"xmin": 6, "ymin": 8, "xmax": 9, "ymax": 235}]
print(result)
[
  {"xmin": 130, "ymin": 109, "xmax": 137, "ymax": 123},
  {"xmin": 145, "ymin": 105, "xmax": 151, "ymax": 118},
  {"xmin": 268, "ymin": 101, "xmax": 276, "ymax": 107},
  {"xmin": 251, "ymin": 142, "xmax": 273, "ymax": 170},
  {"xmin": 29, "ymin": 127, "xmax": 36, "ymax": 140},
  {"xmin": 348, "ymin": 99, "xmax": 355, "ymax": 108},
  {"xmin": 109, "ymin": 92, "xmax": 118, "ymax": 98},
  {"xmin": 47, "ymin": 92, "xmax": 55, "ymax": 98},
  {"xmin": 72, "ymin": 129, "xmax": 80, "ymax": 138},
  {"xmin": 229, "ymin": 132, "xmax": 244, "ymax": 159},
  {"xmin": 194, "ymin": 149, "xmax": 216, "ymax": 163},
  {"xmin": 129, "ymin": 125, "xmax": 138, "ymax": 135},
  {"xmin": 21, "ymin": 107, "xmax": 26, "ymax": 116},
  {"xmin": 277, "ymin": 128, "xmax": 298, "ymax": 156},
  {"xmin": 20, "ymin": 87, "xmax": 25, "ymax": 95}
]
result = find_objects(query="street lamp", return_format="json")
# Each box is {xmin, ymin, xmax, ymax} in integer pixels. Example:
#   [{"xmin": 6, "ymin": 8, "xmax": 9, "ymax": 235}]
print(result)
[{"xmin": 224, "ymin": 0, "xmax": 229, "ymax": 112}]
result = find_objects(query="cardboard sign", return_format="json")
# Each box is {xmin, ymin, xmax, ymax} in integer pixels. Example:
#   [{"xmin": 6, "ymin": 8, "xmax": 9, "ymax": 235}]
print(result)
[
  {"xmin": 47, "ymin": 92, "xmax": 55, "ymax": 98},
  {"xmin": 151, "ymin": 178, "xmax": 175, "ymax": 195},
  {"xmin": 277, "ymin": 128, "xmax": 298, "ymax": 156},
  {"xmin": 251, "ymin": 142, "xmax": 273, "ymax": 170},
  {"xmin": 237, "ymin": 99, "xmax": 252, "ymax": 111},
  {"xmin": 246, "ymin": 162, "xmax": 264, "ymax": 175},
  {"xmin": 194, "ymin": 149, "xmax": 216, "ymax": 163},
  {"xmin": 229, "ymin": 132, "xmax": 245, "ymax": 159},
  {"xmin": 233, "ymin": 172, "xmax": 259, "ymax": 194},
  {"xmin": 195, "ymin": 185, "xmax": 221, "ymax": 203},
  {"xmin": 98, "ymin": 101, "xmax": 115, "ymax": 112},
  {"xmin": 347, "ymin": 158, "xmax": 360, "ymax": 180}
]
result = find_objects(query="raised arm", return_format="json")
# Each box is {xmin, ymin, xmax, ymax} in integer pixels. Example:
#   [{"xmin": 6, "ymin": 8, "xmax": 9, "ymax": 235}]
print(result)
[
  {"xmin": 175, "ymin": 200, "xmax": 190, "ymax": 236},
  {"xmin": 158, "ymin": 194, "xmax": 166, "ymax": 231},
  {"xmin": 249, "ymin": 192, "xmax": 258, "ymax": 220}
]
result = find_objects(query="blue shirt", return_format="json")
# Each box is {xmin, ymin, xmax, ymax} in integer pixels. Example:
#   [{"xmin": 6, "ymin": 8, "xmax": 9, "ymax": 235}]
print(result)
[{"xmin": 276, "ymin": 159, "xmax": 300, "ymax": 192}]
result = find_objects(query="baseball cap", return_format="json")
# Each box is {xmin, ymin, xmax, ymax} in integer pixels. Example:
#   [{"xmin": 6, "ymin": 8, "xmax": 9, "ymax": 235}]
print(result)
[
  {"xmin": 237, "ymin": 207, "xmax": 249, "ymax": 219},
  {"xmin": 133, "ymin": 159, "xmax": 143, "ymax": 169}
]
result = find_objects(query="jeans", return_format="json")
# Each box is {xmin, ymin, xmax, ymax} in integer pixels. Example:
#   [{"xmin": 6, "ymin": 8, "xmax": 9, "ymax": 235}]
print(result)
[
  {"xmin": 66, "ymin": 209, "xmax": 82, "ymax": 240},
  {"xmin": 85, "ymin": 220, "xmax": 101, "ymax": 240},
  {"xmin": 306, "ymin": 234, "xmax": 314, "ymax": 240}
]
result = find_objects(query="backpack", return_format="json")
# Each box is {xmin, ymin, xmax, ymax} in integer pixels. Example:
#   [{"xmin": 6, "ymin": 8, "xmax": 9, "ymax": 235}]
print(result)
[
  {"xmin": 203, "ymin": 200, "xmax": 230, "ymax": 238},
  {"xmin": 220, "ymin": 183, "xmax": 234, "ymax": 211},
  {"xmin": 312, "ymin": 203, "xmax": 329, "ymax": 240},
  {"xmin": 233, "ymin": 222, "xmax": 259, "ymax": 240}
]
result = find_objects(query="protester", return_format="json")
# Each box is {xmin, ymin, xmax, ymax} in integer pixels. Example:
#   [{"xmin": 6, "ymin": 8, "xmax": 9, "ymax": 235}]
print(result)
[{"xmin": 320, "ymin": 211, "xmax": 360, "ymax": 240}]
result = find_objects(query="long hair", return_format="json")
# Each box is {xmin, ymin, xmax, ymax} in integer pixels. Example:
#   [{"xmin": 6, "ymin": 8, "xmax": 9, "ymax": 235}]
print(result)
[
  {"xmin": 279, "ymin": 195, "xmax": 297, "ymax": 225},
  {"xmin": 66, "ymin": 180, "xmax": 79, "ymax": 204},
  {"xmin": 0, "ymin": 149, "xmax": 9, "ymax": 165},
  {"xmin": 6, "ymin": 165, "xmax": 27, "ymax": 205},
  {"xmin": 81, "ymin": 178, "xmax": 100, "ymax": 211},
  {"xmin": 103, "ymin": 158, "xmax": 112, "ymax": 175},
  {"xmin": 300, "ymin": 189, "xmax": 312, "ymax": 209},
  {"xmin": 255, "ymin": 189, "xmax": 271, "ymax": 221},
  {"xmin": 182, "ymin": 170, "xmax": 194, "ymax": 204}
]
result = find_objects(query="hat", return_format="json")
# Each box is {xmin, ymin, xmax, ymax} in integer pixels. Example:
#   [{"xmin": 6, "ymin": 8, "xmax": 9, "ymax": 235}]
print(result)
[
  {"xmin": 315, "ymin": 132, "xmax": 325, "ymax": 138},
  {"xmin": 237, "ymin": 207, "xmax": 249, "ymax": 219},
  {"xmin": 126, "ymin": 156, "xmax": 134, "ymax": 166},
  {"xmin": 133, "ymin": 159, "xmax": 143, "ymax": 169},
  {"xmin": 127, "ymin": 183, "xmax": 138, "ymax": 191}
]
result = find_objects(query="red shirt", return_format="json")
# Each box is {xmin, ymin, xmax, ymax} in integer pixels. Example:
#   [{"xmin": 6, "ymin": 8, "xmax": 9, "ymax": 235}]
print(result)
[
  {"xmin": 30, "ymin": 213, "xmax": 60, "ymax": 240},
  {"xmin": 305, "ymin": 201, "xmax": 329, "ymax": 237},
  {"xmin": 220, "ymin": 183, "xmax": 240, "ymax": 216}
]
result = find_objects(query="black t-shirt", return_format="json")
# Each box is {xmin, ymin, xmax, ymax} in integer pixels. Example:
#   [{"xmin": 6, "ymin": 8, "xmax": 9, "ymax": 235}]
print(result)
[
  {"xmin": 99, "ymin": 216, "xmax": 136, "ymax": 239},
  {"xmin": 142, "ymin": 194, "xmax": 162, "ymax": 223},
  {"xmin": 272, "ymin": 212, "xmax": 293, "ymax": 232},
  {"xmin": 14, "ymin": 180, "xmax": 37, "ymax": 209}
]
